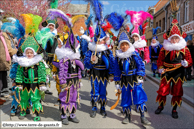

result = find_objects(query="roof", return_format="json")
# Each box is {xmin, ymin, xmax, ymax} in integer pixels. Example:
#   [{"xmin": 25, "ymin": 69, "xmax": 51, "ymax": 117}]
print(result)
[{"xmin": 154, "ymin": 0, "xmax": 169, "ymax": 13}]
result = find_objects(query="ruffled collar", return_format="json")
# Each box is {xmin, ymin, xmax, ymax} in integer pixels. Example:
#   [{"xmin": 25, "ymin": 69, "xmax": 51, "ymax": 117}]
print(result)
[
  {"xmin": 163, "ymin": 37, "xmax": 186, "ymax": 51},
  {"xmin": 13, "ymin": 54, "xmax": 43, "ymax": 67},
  {"xmin": 88, "ymin": 42, "xmax": 108, "ymax": 52},
  {"xmin": 55, "ymin": 46, "xmax": 80, "ymax": 60},
  {"xmin": 133, "ymin": 39, "xmax": 147, "ymax": 48},
  {"xmin": 151, "ymin": 41, "xmax": 160, "ymax": 47},
  {"xmin": 116, "ymin": 45, "xmax": 135, "ymax": 59}
]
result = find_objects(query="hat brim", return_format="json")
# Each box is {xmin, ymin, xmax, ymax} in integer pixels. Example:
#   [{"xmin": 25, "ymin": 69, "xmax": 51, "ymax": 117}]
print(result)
[{"xmin": 131, "ymin": 33, "xmax": 140, "ymax": 40}]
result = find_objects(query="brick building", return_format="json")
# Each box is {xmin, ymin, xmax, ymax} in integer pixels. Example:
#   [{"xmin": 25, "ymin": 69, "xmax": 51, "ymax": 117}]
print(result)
[{"xmin": 146, "ymin": 0, "xmax": 194, "ymax": 44}]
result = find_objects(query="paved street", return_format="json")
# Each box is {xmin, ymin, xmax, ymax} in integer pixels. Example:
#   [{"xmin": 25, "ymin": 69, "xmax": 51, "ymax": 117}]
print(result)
[{"xmin": 1, "ymin": 70, "xmax": 194, "ymax": 129}]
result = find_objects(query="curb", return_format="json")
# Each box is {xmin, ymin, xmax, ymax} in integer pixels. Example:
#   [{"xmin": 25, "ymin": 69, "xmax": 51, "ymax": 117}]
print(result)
[{"xmin": 146, "ymin": 70, "xmax": 194, "ymax": 107}]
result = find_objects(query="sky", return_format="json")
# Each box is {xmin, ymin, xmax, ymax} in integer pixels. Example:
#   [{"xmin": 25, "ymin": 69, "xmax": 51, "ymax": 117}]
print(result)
[{"xmin": 71, "ymin": 0, "xmax": 159, "ymax": 34}]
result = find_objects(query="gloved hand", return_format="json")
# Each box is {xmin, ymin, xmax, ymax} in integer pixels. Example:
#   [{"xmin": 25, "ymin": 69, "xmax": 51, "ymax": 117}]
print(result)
[
  {"xmin": 181, "ymin": 59, "xmax": 188, "ymax": 67},
  {"xmin": 39, "ymin": 86, "xmax": 47, "ymax": 91},
  {"xmin": 17, "ymin": 86, "xmax": 22, "ymax": 91},
  {"xmin": 115, "ymin": 84, "xmax": 121, "ymax": 90},
  {"xmin": 158, "ymin": 68, "xmax": 164, "ymax": 74},
  {"xmin": 80, "ymin": 26, "xmax": 84, "ymax": 34},
  {"xmin": 137, "ymin": 79, "xmax": 143, "ymax": 84}
]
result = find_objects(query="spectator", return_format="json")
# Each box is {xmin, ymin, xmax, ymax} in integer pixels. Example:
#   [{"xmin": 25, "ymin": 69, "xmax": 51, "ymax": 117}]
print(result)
[
  {"xmin": 0, "ymin": 28, "xmax": 17, "ymax": 105},
  {"xmin": 186, "ymin": 40, "xmax": 193, "ymax": 80}
]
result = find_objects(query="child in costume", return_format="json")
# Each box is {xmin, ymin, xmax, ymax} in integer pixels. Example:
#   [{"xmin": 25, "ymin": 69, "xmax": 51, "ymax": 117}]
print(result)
[
  {"xmin": 155, "ymin": 6, "xmax": 193, "ymax": 118},
  {"xmin": 49, "ymin": 9, "xmax": 84, "ymax": 125},
  {"xmin": 13, "ymin": 34, "xmax": 47, "ymax": 121},
  {"xmin": 149, "ymin": 27, "xmax": 163, "ymax": 77},
  {"xmin": 105, "ymin": 12, "xmax": 150, "ymax": 125},
  {"xmin": 125, "ymin": 11, "xmax": 152, "ymax": 66}
]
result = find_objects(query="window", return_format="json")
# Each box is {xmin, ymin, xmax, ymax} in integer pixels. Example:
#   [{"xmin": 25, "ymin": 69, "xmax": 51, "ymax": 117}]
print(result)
[
  {"xmin": 177, "ymin": 11, "xmax": 180, "ymax": 23},
  {"xmin": 170, "ymin": 13, "xmax": 173, "ymax": 26},
  {"xmin": 156, "ymin": 22, "xmax": 158, "ymax": 28},
  {"xmin": 159, "ymin": 20, "xmax": 161, "ymax": 33},
  {"xmin": 184, "ymin": 1, "xmax": 189, "ymax": 23},
  {"xmin": 162, "ymin": 18, "xmax": 165, "ymax": 32}
]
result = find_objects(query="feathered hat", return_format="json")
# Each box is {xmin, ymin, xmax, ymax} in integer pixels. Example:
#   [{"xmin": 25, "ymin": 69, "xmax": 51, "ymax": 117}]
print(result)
[
  {"xmin": 1, "ymin": 18, "xmax": 25, "ymax": 40},
  {"xmin": 84, "ymin": 15, "xmax": 94, "ymax": 38},
  {"xmin": 84, "ymin": 0, "xmax": 106, "ymax": 43},
  {"xmin": 150, "ymin": 27, "xmax": 161, "ymax": 40},
  {"xmin": 163, "ymin": 0, "xmax": 186, "ymax": 41},
  {"xmin": 47, "ymin": 9, "xmax": 79, "ymax": 53},
  {"xmin": 125, "ymin": 10, "xmax": 153, "ymax": 39},
  {"xmin": 21, "ymin": 13, "xmax": 42, "ymax": 35}
]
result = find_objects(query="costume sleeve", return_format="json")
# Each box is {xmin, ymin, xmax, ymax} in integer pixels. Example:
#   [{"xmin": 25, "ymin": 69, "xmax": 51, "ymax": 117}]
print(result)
[
  {"xmin": 52, "ymin": 54, "xmax": 58, "ymax": 74},
  {"xmin": 113, "ymin": 57, "xmax": 121, "ymax": 82},
  {"xmin": 38, "ymin": 62, "xmax": 47, "ymax": 86},
  {"xmin": 58, "ymin": 58, "xmax": 69, "ymax": 88},
  {"xmin": 157, "ymin": 47, "xmax": 165, "ymax": 69},
  {"xmin": 84, "ymin": 50, "xmax": 94, "ymax": 69},
  {"xmin": 149, "ymin": 46, "xmax": 152, "ymax": 60},
  {"xmin": 9, "ymin": 63, "xmax": 19, "ymax": 80},
  {"xmin": 184, "ymin": 47, "xmax": 193, "ymax": 68},
  {"xmin": 134, "ymin": 51, "xmax": 145, "ymax": 77},
  {"xmin": 15, "ymin": 65, "xmax": 23, "ymax": 86},
  {"xmin": 3, "ymin": 32, "xmax": 17, "ymax": 56},
  {"xmin": 108, "ymin": 50, "xmax": 115, "ymax": 76},
  {"xmin": 144, "ymin": 46, "xmax": 150, "ymax": 63}
]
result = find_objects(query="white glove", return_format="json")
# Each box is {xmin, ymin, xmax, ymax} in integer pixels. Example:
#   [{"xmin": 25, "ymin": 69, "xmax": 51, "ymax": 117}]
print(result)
[
  {"xmin": 181, "ymin": 59, "xmax": 188, "ymax": 67},
  {"xmin": 46, "ymin": 76, "xmax": 50, "ymax": 84},
  {"xmin": 137, "ymin": 79, "xmax": 143, "ymax": 84},
  {"xmin": 158, "ymin": 68, "xmax": 164, "ymax": 74},
  {"xmin": 39, "ymin": 86, "xmax": 47, "ymax": 91},
  {"xmin": 80, "ymin": 26, "xmax": 84, "ymax": 34},
  {"xmin": 80, "ymin": 82, "xmax": 83, "ymax": 87},
  {"xmin": 17, "ymin": 86, "xmax": 22, "ymax": 91},
  {"xmin": 115, "ymin": 84, "xmax": 121, "ymax": 90}
]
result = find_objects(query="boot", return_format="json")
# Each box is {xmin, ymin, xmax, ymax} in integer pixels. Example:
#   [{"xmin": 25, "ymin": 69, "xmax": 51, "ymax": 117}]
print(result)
[
  {"xmin": 140, "ymin": 111, "xmax": 151, "ymax": 125},
  {"xmin": 26, "ymin": 108, "xmax": 30, "ymax": 114},
  {"xmin": 69, "ymin": 114, "xmax": 80, "ymax": 123},
  {"xmin": 61, "ymin": 115, "xmax": 69, "ymax": 125},
  {"xmin": 19, "ymin": 111, "xmax": 26, "ymax": 120},
  {"xmin": 172, "ymin": 104, "xmax": 178, "ymax": 119},
  {"xmin": 45, "ymin": 90, "xmax": 53, "ymax": 95},
  {"xmin": 155, "ymin": 102, "xmax": 164, "ymax": 114},
  {"xmin": 100, "ymin": 106, "xmax": 107, "ymax": 117},
  {"xmin": 122, "ymin": 111, "xmax": 131, "ymax": 124},
  {"xmin": 153, "ymin": 71, "xmax": 156, "ymax": 77},
  {"xmin": 11, "ymin": 108, "xmax": 16, "ymax": 116},
  {"xmin": 90, "ymin": 100, "xmax": 97, "ymax": 118}
]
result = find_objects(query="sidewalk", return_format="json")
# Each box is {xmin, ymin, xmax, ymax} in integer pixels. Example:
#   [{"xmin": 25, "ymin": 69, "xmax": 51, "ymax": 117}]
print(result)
[{"xmin": 145, "ymin": 64, "xmax": 194, "ymax": 107}]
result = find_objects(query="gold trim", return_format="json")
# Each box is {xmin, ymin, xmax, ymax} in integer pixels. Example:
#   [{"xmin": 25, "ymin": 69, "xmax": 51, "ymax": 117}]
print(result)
[{"xmin": 160, "ymin": 76, "xmax": 186, "ymax": 84}]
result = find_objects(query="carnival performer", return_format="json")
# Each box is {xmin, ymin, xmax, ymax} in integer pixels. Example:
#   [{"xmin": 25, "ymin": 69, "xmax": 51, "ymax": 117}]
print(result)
[
  {"xmin": 155, "ymin": 9, "xmax": 193, "ymax": 118},
  {"xmin": 1, "ymin": 18, "xmax": 26, "ymax": 116},
  {"xmin": 149, "ymin": 27, "xmax": 163, "ymax": 77},
  {"xmin": 126, "ymin": 11, "xmax": 152, "ymax": 66},
  {"xmin": 49, "ymin": 9, "xmax": 84, "ymax": 125},
  {"xmin": 155, "ymin": 19, "xmax": 193, "ymax": 119},
  {"xmin": 105, "ymin": 12, "xmax": 151, "ymax": 125},
  {"xmin": 13, "ymin": 33, "xmax": 47, "ymax": 121}
]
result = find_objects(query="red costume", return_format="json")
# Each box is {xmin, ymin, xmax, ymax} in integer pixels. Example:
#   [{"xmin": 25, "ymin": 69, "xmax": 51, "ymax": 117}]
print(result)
[{"xmin": 155, "ymin": 19, "xmax": 193, "ymax": 118}]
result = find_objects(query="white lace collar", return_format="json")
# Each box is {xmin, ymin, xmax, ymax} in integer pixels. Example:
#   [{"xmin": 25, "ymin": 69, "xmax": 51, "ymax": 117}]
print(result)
[
  {"xmin": 116, "ymin": 45, "xmax": 135, "ymax": 59},
  {"xmin": 163, "ymin": 37, "xmax": 186, "ymax": 51},
  {"xmin": 133, "ymin": 39, "xmax": 147, "ymax": 48},
  {"xmin": 151, "ymin": 41, "xmax": 160, "ymax": 47},
  {"xmin": 13, "ymin": 54, "xmax": 43, "ymax": 67},
  {"xmin": 55, "ymin": 46, "xmax": 80, "ymax": 60},
  {"xmin": 88, "ymin": 42, "xmax": 108, "ymax": 52}
]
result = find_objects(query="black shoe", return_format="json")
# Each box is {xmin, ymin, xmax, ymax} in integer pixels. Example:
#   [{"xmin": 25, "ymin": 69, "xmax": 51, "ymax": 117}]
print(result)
[
  {"xmin": 45, "ymin": 90, "xmax": 53, "ymax": 95},
  {"xmin": 172, "ymin": 110, "xmax": 178, "ymax": 119},
  {"xmin": 62, "ymin": 118, "xmax": 69, "ymax": 125},
  {"xmin": 100, "ymin": 109, "xmax": 107, "ymax": 117},
  {"xmin": 155, "ymin": 106, "xmax": 164, "ymax": 114},
  {"xmin": 90, "ymin": 110, "xmax": 97, "ymax": 118},
  {"xmin": 69, "ymin": 116, "xmax": 80, "ymax": 123},
  {"xmin": 141, "ymin": 116, "xmax": 151, "ymax": 125},
  {"xmin": 144, "ymin": 78, "xmax": 146, "ymax": 81},
  {"xmin": 153, "ymin": 74, "xmax": 156, "ymax": 77}
]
